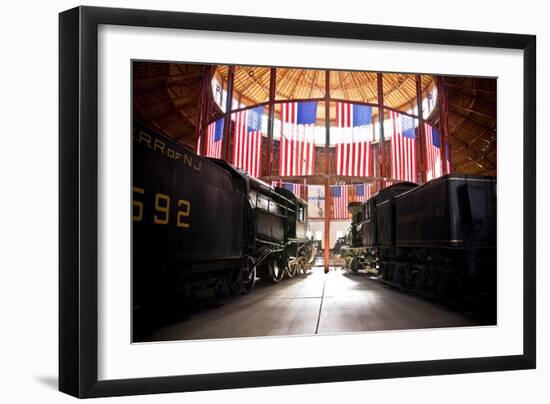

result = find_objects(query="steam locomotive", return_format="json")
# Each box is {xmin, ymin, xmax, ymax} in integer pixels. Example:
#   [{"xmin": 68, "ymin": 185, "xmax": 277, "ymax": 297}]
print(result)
[
  {"xmin": 342, "ymin": 175, "xmax": 496, "ymax": 320},
  {"xmin": 132, "ymin": 123, "xmax": 314, "ymax": 327}
]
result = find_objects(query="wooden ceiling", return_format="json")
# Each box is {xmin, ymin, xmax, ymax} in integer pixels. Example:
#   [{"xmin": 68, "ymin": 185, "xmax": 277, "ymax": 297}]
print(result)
[
  {"xmin": 133, "ymin": 62, "xmax": 496, "ymax": 176},
  {"xmin": 427, "ymin": 77, "xmax": 497, "ymax": 175},
  {"xmin": 215, "ymin": 66, "xmax": 434, "ymax": 123}
]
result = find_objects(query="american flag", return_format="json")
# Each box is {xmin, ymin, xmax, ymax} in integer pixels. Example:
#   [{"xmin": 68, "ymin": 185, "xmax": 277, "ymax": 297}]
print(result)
[
  {"xmin": 271, "ymin": 180, "xmax": 282, "ymax": 188},
  {"xmin": 354, "ymin": 183, "xmax": 373, "ymax": 202},
  {"xmin": 390, "ymin": 111, "xmax": 417, "ymax": 183},
  {"xmin": 282, "ymin": 182, "xmax": 303, "ymax": 198},
  {"xmin": 424, "ymin": 123, "xmax": 442, "ymax": 181},
  {"xmin": 205, "ymin": 118, "xmax": 224, "ymax": 159},
  {"xmin": 331, "ymin": 185, "xmax": 349, "ymax": 219},
  {"xmin": 335, "ymin": 102, "xmax": 372, "ymax": 177},
  {"xmin": 279, "ymin": 101, "xmax": 317, "ymax": 176},
  {"xmin": 233, "ymin": 106, "xmax": 264, "ymax": 178}
]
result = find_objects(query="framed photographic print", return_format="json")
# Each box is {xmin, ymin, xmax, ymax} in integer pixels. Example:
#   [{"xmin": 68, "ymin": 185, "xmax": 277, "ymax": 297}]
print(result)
[{"xmin": 59, "ymin": 6, "xmax": 536, "ymax": 398}]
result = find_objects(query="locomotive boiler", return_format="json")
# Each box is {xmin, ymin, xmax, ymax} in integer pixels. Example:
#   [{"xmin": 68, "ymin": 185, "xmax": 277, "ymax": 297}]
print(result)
[
  {"xmin": 132, "ymin": 123, "xmax": 314, "ymax": 329},
  {"xmin": 343, "ymin": 175, "xmax": 497, "ymax": 321}
]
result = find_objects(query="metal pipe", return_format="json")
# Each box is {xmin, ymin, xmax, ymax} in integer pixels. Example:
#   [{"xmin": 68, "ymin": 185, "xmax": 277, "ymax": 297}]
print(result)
[
  {"xmin": 437, "ymin": 77, "xmax": 451, "ymax": 174},
  {"xmin": 377, "ymin": 73, "xmax": 386, "ymax": 186},
  {"xmin": 222, "ymin": 65, "xmax": 235, "ymax": 161},
  {"xmin": 266, "ymin": 68, "xmax": 276, "ymax": 177},
  {"xmin": 324, "ymin": 70, "xmax": 331, "ymax": 273}
]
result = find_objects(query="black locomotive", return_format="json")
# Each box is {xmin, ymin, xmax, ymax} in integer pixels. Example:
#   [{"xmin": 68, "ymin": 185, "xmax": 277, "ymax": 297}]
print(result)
[
  {"xmin": 132, "ymin": 123, "xmax": 314, "ymax": 328},
  {"xmin": 343, "ymin": 175, "xmax": 496, "ymax": 320}
]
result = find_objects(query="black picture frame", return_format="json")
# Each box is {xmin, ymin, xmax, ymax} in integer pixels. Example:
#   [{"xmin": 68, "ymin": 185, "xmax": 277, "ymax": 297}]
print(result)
[{"xmin": 59, "ymin": 5, "xmax": 536, "ymax": 398}]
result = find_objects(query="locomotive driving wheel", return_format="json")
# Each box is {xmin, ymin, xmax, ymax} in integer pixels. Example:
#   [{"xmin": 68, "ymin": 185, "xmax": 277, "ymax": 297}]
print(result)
[
  {"xmin": 242, "ymin": 257, "xmax": 257, "ymax": 293},
  {"xmin": 230, "ymin": 257, "xmax": 256, "ymax": 295},
  {"xmin": 296, "ymin": 258, "xmax": 307, "ymax": 275},
  {"xmin": 268, "ymin": 259, "xmax": 285, "ymax": 283},
  {"xmin": 285, "ymin": 257, "xmax": 298, "ymax": 279}
]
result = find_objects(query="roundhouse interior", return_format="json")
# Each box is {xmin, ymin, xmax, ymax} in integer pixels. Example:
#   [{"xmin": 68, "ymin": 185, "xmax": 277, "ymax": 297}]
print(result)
[{"xmin": 132, "ymin": 61, "xmax": 497, "ymax": 342}]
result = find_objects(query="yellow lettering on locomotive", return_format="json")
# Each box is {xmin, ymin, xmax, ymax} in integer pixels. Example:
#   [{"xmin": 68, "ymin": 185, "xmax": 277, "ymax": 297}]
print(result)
[
  {"xmin": 166, "ymin": 148, "xmax": 175, "ymax": 159},
  {"xmin": 177, "ymin": 199, "xmax": 191, "ymax": 228},
  {"xmin": 154, "ymin": 193, "xmax": 170, "ymax": 225},
  {"xmin": 132, "ymin": 186, "xmax": 145, "ymax": 222},
  {"xmin": 138, "ymin": 131, "xmax": 152, "ymax": 148},
  {"xmin": 183, "ymin": 153, "xmax": 193, "ymax": 167},
  {"xmin": 153, "ymin": 138, "xmax": 165, "ymax": 154}
]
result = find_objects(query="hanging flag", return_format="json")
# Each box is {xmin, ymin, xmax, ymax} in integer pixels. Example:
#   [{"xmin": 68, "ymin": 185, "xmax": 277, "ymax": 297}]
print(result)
[
  {"xmin": 233, "ymin": 106, "xmax": 264, "ymax": 178},
  {"xmin": 279, "ymin": 101, "xmax": 317, "ymax": 176},
  {"xmin": 390, "ymin": 111, "xmax": 417, "ymax": 183},
  {"xmin": 354, "ymin": 183, "xmax": 373, "ymax": 203},
  {"xmin": 271, "ymin": 180, "xmax": 282, "ymax": 188},
  {"xmin": 205, "ymin": 118, "xmax": 224, "ymax": 159},
  {"xmin": 335, "ymin": 102, "xmax": 372, "ymax": 177},
  {"xmin": 331, "ymin": 185, "xmax": 349, "ymax": 220},
  {"xmin": 424, "ymin": 123, "xmax": 443, "ymax": 181},
  {"xmin": 282, "ymin": 182, "xmax": 302, "ymax": 198}
]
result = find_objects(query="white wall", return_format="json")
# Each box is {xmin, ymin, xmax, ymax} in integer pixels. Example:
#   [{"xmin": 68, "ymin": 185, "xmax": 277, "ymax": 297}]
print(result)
[
  {"xmin": 309, "ymin": 220, "xmax": 351, "ymax": 249},
  {"xmin": 0, "ymin": 1, "xmax": 547, "ymax": 403}
]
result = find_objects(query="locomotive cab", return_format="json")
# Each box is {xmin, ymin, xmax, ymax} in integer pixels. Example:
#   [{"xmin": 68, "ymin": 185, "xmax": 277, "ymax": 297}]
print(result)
[{"xmin": 274, "ymin": 187, "xmax": 309, "ymax": 241}]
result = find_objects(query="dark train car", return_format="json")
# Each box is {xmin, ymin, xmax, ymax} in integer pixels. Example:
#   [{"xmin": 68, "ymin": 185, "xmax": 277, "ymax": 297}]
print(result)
[
  {"xmin": 272, "ymin": 187, "xmax": 313, "ymax": 278},
  {"xmin": 341, "ymin": 183, "xmax": 416, "ymax": 272},
  {"xmin": 380, "ymin": 174, "xmax": 497, "ymax": 321},
  {"xmin": 343, "ymin": 175, "xmax": 496, "ymax": 321},
  {"xmin": 347, "ymin": 202, "xmax": 363, "ymax": 248},
  {"xmin": 132, "ymin": 122, "xmax": 315, "ymax": 333},
  {"xmin": 132, "ymin": 123, "xmax": 247, "ymax": 314},
  {"xmin": 394, "ymin": 174, "xmax": 496, "ymax": 248},
  {"xmin": 362, "ymin": 182, "xmax": 418, "ymax": 246}
]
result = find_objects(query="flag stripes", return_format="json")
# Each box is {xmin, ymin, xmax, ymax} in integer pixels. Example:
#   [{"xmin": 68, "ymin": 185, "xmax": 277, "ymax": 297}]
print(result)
[
  {"xmin": 331, "ymin": 185, "xmax": 349, "ymax": 219},
  {"xmin": 279, "ymin": 102, "xmax": 316, "ymax": 176},
  {"xmin": 205, "ymin": 118, "xmax": 224, "ymax": 159},
  {"xmin": 424, "ymin": 123, "xmax": 442, "ymax": 181},
  {"xmin": 354, "ymin": 183, "xmax": 374, "ymax": 203},
  {"xmin": 233, "ymin": 107, "xmax": 263, "ymax": 178},
  {"xmin": 390, "ymin": 111, "xmax": 417, "ymax": 183},
  {"xmin": 335, "ymin": 102, "xmax": 372, "ymax": 177}
]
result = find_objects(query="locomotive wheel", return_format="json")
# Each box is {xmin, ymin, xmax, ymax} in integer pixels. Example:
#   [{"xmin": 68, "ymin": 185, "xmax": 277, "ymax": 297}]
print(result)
[
  {"xmin": 268, "ymin": 259, "xmax": 285, "ymax": 283},
  {"xmin": 286, "ymin": 258, "xmax": 298, "ymax": 279},
  {"xmin": 297, "ymin": 259, "xmax": 307, "ymax": 275},
  {"xmin": 230, "ymin": 258, "xmax": 256, "ymax": 295},
  {"xmin": 242, "ymin": 257, "xmax": 257, "ymax": 293}
]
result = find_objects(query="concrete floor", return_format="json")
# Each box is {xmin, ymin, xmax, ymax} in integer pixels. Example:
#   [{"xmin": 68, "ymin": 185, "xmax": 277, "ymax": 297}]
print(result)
[{"xmin": 141, "ymin": 267, "xmax": 480, "ymax": 342}]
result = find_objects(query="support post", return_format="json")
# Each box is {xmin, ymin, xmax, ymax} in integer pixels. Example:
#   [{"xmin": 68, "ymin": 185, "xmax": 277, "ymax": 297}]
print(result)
[
  {"xmin": 415, "ymin": 74, "xmax": 427, "ymax": 183},
  {"xmin": 324, "ymin": 70, "xmax": 331, "ymax": 273},
  {"xmin": 222, "ymin": 65, "xmax": 235, "ymax": 162},
  {"xmin": 196, "ymin": 67, "xmax": 210, "ymax": 157},
  {"xmin": 437, "ymin": 77, "xmax": 451, "ymax": 174},
  {"xmin": 377, "ymin": 73, "xmax": 386, "ymax": 186},
  {"xmin": 266, "ymin": 68, "xmax": 276, "ymax": 177}
]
